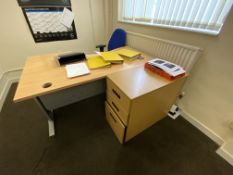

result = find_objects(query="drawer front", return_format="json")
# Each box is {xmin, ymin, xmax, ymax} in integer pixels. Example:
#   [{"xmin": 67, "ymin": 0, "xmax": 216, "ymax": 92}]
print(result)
[
  {"xmin": 107, "ymin": 78, "xmax": 130, "ymax": 113},
  {"xmin": 107, "ymin": 94, "xmax": 129, "ymax": 126},
  {"xmin": 105, "ymin": 102, "xmax": 125, "ymax": 144}
]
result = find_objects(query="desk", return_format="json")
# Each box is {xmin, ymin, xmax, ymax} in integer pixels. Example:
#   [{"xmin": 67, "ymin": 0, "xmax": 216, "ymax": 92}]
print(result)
[
  {"xmin": 13, "ymin": 48, "xmax": 151, "ymax": 136},
  {"xmin": 14, "ymin": 48, "xmax": 187, "ymax": 141},
  {"xmin": 14, "ymin": 51, "xmax": 150, "ymax": 102}
]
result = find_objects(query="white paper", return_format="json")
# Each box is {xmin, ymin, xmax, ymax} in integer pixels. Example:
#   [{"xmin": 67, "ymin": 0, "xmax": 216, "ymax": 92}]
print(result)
[
  {"xmin": 26, "ymin": 9, "xmax": 70, "ymax": 34},
  {"xmin": 60, "ymin": 8, "xmax": 75, "ymax": 28},
  {"xmin": 65, "ymin": 63, "xmax": 90, "ymax": 78}
]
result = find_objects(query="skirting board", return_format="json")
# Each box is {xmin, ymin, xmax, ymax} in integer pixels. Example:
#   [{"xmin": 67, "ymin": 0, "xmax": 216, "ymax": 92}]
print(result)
[
  {"xmin": 0, "ymin": 69, "xmax": 22, "ymax": 112},
  {"xmin": 217, "ymin": 146, "xmax": 233, "ymax": 166},
  {"xmin": 180, "ymin": 108, "xmax": 233, "ymax": 166}
]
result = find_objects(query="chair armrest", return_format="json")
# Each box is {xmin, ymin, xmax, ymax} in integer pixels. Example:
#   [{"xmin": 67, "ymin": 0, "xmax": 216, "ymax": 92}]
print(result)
[{"xmin": 96, "ymin": 44, "xmax": 106, "ymax": 52}]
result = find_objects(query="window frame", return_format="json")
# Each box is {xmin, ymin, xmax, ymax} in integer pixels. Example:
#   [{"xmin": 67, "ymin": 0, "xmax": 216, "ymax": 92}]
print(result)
[{"xmin": 118, "ymin": 0, "xmax": 233, "ymax": 36}]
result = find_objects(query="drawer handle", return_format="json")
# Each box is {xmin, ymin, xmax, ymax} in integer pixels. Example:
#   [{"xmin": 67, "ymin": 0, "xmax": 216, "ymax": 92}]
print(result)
[
  {"xmin": 112, "ymin": 101, "xmax": 119, "ymax": 112},
  {"xmin": 112, "ymin": 89, "xmax": 121, "ymax": 99},
  {"xmin": 109, "ymin": 112, "xmax": 117, "ymax": 123}
]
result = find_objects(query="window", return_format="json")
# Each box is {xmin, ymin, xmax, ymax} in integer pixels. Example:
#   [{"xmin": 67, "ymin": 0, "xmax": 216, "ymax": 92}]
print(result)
[{"xmin": 118, "ymin": 0, "xmax": 233, "ymax": 35}]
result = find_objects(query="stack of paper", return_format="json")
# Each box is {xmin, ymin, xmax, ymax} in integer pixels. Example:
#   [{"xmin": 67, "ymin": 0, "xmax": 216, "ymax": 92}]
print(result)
[
  {"xmin": 147, "ymin": 58, "xmax": 185, "ymax": 77},
  {"xmin": 98, "ymin": 51, "xmax": 124, "ymax": 64},
  {"xmin": 87, "ymin": 56, "xmax": 111, "ymax": 69},
  {"xmin": 145, "ymin": 58, "xmax": 186, "ymax": 80},
  {"xmin": 65, "ymin": 62, "xmax": 90, "ymax": 78},
  {"xmin": 115, "ymin": 48, "xmax": 141, "ymax": 60}
]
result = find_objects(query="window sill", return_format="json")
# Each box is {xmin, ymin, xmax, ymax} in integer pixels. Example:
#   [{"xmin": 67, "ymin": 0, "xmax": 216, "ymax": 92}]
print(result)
[{"xmin": 118, "ymin": 20, "xmax": 220, "ymax": 36}]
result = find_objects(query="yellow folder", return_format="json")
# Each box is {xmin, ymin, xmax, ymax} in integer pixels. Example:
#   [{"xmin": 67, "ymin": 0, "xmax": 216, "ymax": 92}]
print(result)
[
  {"xmin": 115, "ymin": 48, "xmax": 141, "ymax": 58},
  {"xmin": 99, "ymin": 51, "xmax": 124, "ymax": 63},
  {"xmin": 87, "ymin": 56, "xmax": 111, "ymax": 69}
]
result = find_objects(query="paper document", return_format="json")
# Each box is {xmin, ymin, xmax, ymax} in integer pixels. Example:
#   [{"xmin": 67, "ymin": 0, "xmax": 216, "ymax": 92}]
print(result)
[
  {"xmin": 147, "ymin": 58, "xmax": 185, "ymax": 77},
  {"xmin": 60, "ymin": 8, "xmax": 75, "ymax": 28},
  {"xmin": 65, "ymin": 63, "xmax": 90, "ymax": 78}
]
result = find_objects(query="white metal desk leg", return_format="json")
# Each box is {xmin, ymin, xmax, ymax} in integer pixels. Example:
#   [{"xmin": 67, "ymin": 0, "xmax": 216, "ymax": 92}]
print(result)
[
  {"xmin": 34, "ymin": 97, "xmax": 55, "ymax": 137},
  {"xmin": 47, "ymin": 117, "xmax": 55, "ymax": 137}
]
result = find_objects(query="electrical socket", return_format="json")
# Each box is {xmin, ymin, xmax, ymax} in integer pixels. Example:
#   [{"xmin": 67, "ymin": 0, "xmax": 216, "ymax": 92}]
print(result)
[{"xmin": 178, "ymin": 91, "xmax": 186, "ymax": 99}]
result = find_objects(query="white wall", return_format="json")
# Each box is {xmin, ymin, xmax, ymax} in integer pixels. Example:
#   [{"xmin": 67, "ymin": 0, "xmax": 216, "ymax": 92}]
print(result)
[
  {"xmin": 89, "ymin": 0, "xmax": 107, "ymax": 45},
  {"xmin": 0, "ymin": 0, "xmax": 106, "ymax": 73},
  {"xmin": 0, "ymin": 67, "xmax": 3, "ymax": 80},
  {"xmin": 109, "ymin": 0, "xmax": 233, "ymax": 159},
  {"xmin": 0, "ymin": 0, "xmax": 107, "ymax": 110},
  {"xmin": 0, "ymin": 66, "xmax": 5, "ymax": 103}
]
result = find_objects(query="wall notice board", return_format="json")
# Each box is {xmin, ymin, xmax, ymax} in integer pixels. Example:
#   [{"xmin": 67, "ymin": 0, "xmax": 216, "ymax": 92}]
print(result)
[{"xmin": 18, "ymin": 0, "xmax": 77, "ymax": 43}]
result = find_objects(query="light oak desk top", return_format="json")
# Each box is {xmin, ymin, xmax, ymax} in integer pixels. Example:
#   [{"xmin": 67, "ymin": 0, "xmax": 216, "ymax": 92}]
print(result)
[
  {"xmin": 14, "ymin": 48, "xmax": 151, "ymax": 102},
  {"xmin": 107, "ymin": 66, "xmax": 184, "ymax": 100}
]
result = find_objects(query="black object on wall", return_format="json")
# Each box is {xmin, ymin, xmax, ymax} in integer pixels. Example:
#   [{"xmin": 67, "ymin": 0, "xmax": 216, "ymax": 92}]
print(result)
[{"xmin": 18, "ymin": 0, "xmax": 77, "ymax": 43}]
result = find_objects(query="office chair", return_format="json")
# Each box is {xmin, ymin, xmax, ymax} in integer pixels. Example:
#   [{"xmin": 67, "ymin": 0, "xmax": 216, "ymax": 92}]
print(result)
[{"xmin": 96, "ymin": 28, "xmax": 126, "ymax": 52}]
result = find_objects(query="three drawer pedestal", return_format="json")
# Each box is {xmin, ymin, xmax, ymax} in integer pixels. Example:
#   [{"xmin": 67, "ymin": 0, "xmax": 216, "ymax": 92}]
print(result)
[{"xmin": 105, "ymin": 66, "xmax": 187, "ymax": 143}]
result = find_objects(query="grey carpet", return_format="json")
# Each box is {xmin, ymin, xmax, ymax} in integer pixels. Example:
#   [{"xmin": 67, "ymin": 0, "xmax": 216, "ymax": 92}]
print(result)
[{"xmin": 0, "ymin": 83, "xmax": 233, "ymax": 175}]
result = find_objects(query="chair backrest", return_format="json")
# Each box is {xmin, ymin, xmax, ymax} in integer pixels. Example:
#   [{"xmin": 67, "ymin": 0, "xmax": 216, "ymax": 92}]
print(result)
[{"xmin": 108, "ymin": 28, "xmax": 126, "ymax": 51}]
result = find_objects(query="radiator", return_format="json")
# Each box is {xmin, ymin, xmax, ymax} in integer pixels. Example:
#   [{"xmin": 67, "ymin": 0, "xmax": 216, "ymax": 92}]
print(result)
[{"xmin": 127, "ymin": 31, "xmax": 202, "ymax": 73}]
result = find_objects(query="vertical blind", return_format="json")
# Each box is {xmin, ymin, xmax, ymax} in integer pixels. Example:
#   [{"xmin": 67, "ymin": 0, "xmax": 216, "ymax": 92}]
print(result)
[{"xmin": 119, "ymin": 0, "xmax": 233, "ymax": 35}]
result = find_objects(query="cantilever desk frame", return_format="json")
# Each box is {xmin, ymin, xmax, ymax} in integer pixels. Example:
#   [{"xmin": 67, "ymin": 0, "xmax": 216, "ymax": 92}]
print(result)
[{"xmin": 14, "ymin": 47, "xmax": 152, "ymax": 137}]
